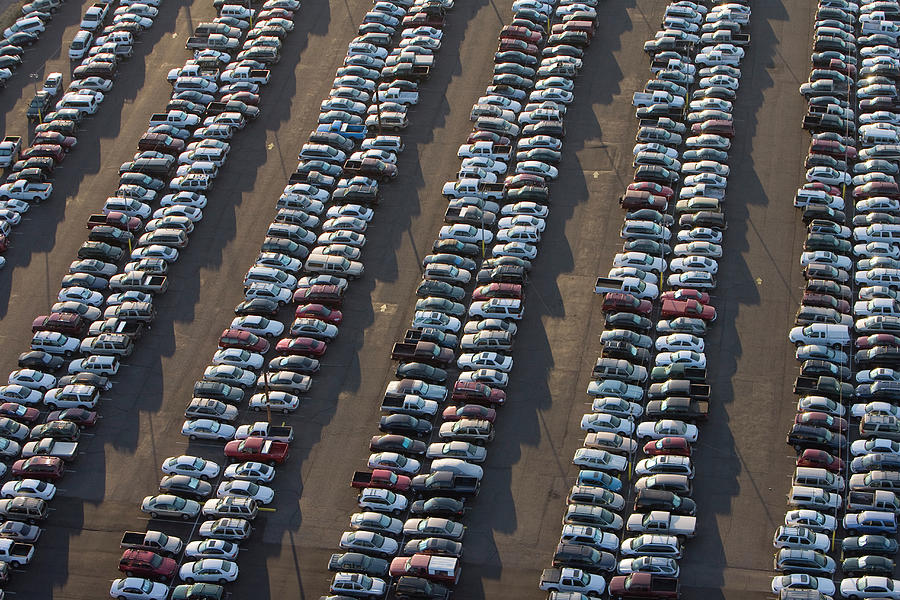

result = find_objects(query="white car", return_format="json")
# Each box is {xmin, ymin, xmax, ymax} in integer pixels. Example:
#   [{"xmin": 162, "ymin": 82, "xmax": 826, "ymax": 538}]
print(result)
[
  {"xmin": 212, "ymin": 348, "xmax": 265, "ymax": 370},
  {"xmin": 203, "ymin": 365, "xmax": 256, "ymax": 387},
  {"xmin": 636, "ymin": 420, "xmax": 699, "ymax": 442},
  {"xmin": 223, "ymin": 461, "xmax": 275, "ymax": 483},
  {"xmin": 109, "ymin": 578, "xmax": 168, "ymax": 600},
  {"xmin": 457, "ymin": 368, "xmax": 509, "ymax": 388},
  {"xmin": 655, "ymin": 333, "xmax": 705, "ymax": 353},
  {"xmin": 58, "ymin": 286, "xmax": 103, "ymax": 307},
  {"xmin": 358, "ymin": 487, "xmax": 408, "ymax": 513},
  {"xmin": 592, "ymin": 397, "xmax": 643, "ymax": 419},
  {"xmin": 856, "ymin": 368, "xmax": 900, "ymax": 384},
  {"xmin": 0, "ymin": 198, "xmax": 31, "ymax": 214},
  {"xmin": 515, "ymin": 160, "xmax": 558, "ymax": 179},
  {"xmin": 0, "ymin": 385, "xmax": 42, "ymax": 405},
  {"xmin": 161, "ymin": 455, "xmax": 221, "ymax": 480},
  {"xmin": 70, "ymin": 76, "xmax": 113, "ymax": 92},
  {"xmin": 492, "ymin": 242, "xmax": 537, "ymax": 260},
  {"xmin": 497, "ymin": 214, "xmax": 545, "ymax": 231},
  {"xmin": 673, "ymin": 242, "xmax": 722, "ymax": 259},
  {"xmin": 326, "ymin": 204, "xmax": 374, "ymax": 222},
  {"xmin": 613, "ymin": 252, "xmax": 666, "ymax": 273},
  {"xmin": 179, "ymin": 559, "xmax": 239, "ymax": 584},
  {"xmin": 248, "ymin": 391, "xmax": 300, "ymax": 414},
  {"xmin": 655, "ymin": 350, "xmax": 706, "ymax": 368},
  {"xmin": 8, "ymin": 369, "xmax": 56, "ymax": 391},
  {"xmin": 840, "ymin": 576, "xmax": 900, "ymax": 599},
  {"xmin": 439, "ymin": 223, "xmax": 493, "ymax": 244},
  {"xmin": 500, "ymin": 201, "xmax": 548, "ymax": 218},
  {"xmin": 367, "ymin": 452, "xmax": 421, "ymax": 475},
  {"xmin": 572, "ymin": 447, "xmax": 628, "ymax": 472},
  {"xmin": 580, "ymin": 413, "xmax": 636, "ymax": 436},
  {"xmin": 668, "ymin": 255, "xmax": 718, "ymax": 274},
  {"xmin": 854, "ymin": 242, "xmax": 900, "ymax": 259},
  {"xmin": 130, "ymin": 245, "xmax": 180, "ymax": 262},
  {"xmin": 184, "ymin": 539, "xmax": 240, "ymax": 561},
  {"xmin": 457, "ymin": 352, "xmax": 513, "ymax": 372},
  {"xmin": 772, "ymin": 574, "xmax": 834, "ymax": 596},
  {"xmin": 1, "ymin": 479, "xmax": 56, "ymax": 500},
  {"xmin": 216, "ymin": 479, "xmax": 274, "ymax": 504},
  {"xmin": 851, "ymin": 438, "xmax": 900, "ymax": 457},
  {"xmin": 806, "ymin": 166, "xmax": 851, "ymax": 186},
  {"xmin": 229, "ymin": 315, "xmax": 285, "ymax": 337},
  {"xmin": 331, "ymin": 572, "xmax": 387, "ymax": 597},
  {"xmin": 181, "ymin": 419, "xmax": 236, "ymax": 441},
  {"xmin": 784, "ymin": 509, "xmax": 837, "ymax": 533},
  {"xmin": 159, "ymin": 192, "xmax": 207, "ymax": 209},
  {"xmin": 245, "ymin": 282, "xmax": 292, "ymax": 305},
  {"xmin": 412, "ymin": 311, "xmax": 461, "ymax": 333}
]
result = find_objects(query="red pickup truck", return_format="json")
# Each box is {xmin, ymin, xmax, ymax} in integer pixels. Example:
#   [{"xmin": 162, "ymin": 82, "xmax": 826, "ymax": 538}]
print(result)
[
  {"xmin": 451, "ymin": 381, "xmax": 505, "ymax": 406},
  {"xmin": 350, "ymin": 469, "xmax": 411, "ymax": 492},
  {"xmin": 118, "ymin": 549, "xmax": 177, "ymax": 581},
  {"xmin": 224, "ymin": 437, "xmax": 289, "ymax": 465},
  {"xmin": 660, "ymin": 298, "xmax": 716, "ymax": 322},
  {"xmin": 609, "ymin": 573, "xmax": 680, "ymax": 599},
  {"xmin": 86, "ymin": 211, "xmax": 143, "ymax": 232}
]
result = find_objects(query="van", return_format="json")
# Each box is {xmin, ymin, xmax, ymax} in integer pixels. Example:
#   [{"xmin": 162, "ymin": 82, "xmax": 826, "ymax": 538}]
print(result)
[
  {"xmin": 862, "ymin": 127, "xmax": 900, "ymax": 146},
  {"xmin": 219, "ymin": 4, "xmax": 254, "ymax": 19},
  {"xmin": 56, "ymin": 93, "xmax": 99, "ymax": 115},
  {"xmin": 202, "ymin": 496, "xmax": 258, "ymax": 520},
  {"xmin": 43, "ymin": 384, "xmax": 100, "ymax": 409},
  {"xmin": 794, "ymin": 189, "xmax": 843, "ymax": 210},
  {"xmin": 793, "ymin": 467, "xmax": 845, "ymax": 492},
  {"xmin": 430, "ymin": 458, "xmax": 484, "ymax": 480},
  {"xmin": 198, "ymin": 517, "xmax": 251, "ymax": 541},
  {"xmin": 860, "ymin": 414, "xmax": 900, "ymax": 440},
  {"xmin": 138, "ymin": 228, "xmax": 189, "ymax": 249},
  {"xmin": 102, "ymin": 31, "xmax": 133, "ymax": 46},
  {"xmin": 843, "ymin": 510, "xmax": 897, "ymax": 535},
  {"xmin": 788, "ymin": 485, "xmax": 842, "ymax": 510},
  {"xmin": 69, "ymin": 30, "xmax": 93, "ymax": 59},
  {"xmin": 304, "ymin": 254, "xmax": 364, "ymax": 278},
  {"xmin": 80, "ymin": 333, "xmax": 134, "ymax": 357},
  {"xmin": 104, "ymin": 301, "xmax": 156, "ymax": 324},
  {"xmin": 592, "ymin": 358, "xmax": 648, "ymax": 384}
]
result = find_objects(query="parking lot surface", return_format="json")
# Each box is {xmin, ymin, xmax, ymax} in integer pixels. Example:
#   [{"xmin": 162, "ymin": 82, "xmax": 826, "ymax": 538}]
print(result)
[{"xmin": 0, "ymin": 1, "xmax": 821, "ymax": 599}]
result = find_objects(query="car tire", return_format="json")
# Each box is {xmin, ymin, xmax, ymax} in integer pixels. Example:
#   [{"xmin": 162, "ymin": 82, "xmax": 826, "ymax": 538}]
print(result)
[
  {"xmin": 186, "ymin": 578, "xmax": 195, "ymax": 584},
  {"xmin": 190, "ymin": 434, "xmax": 197, "ymax": 440},
  {"xmin": 125, "ymin": 571, "xmax": 134, "ymax": 577},
  {"xmin": 219, "ymin": 579, "xmax": 228, "ymax": 584},
  {"xmin": 282, "ymin": 408, "xmax": 289, "ymax": 414},
  {"xmin": 150, "ymin": 511, "xmax": 158, "ymax": 518},
  {"xmin": 181, "ymin": 513, "xmax": 191, "ymax": 520}
]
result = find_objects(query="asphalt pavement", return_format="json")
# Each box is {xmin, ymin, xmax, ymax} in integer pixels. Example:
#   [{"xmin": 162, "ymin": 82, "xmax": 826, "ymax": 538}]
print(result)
[{"xmin": 0, "ymin": 0, "xmax": 819, "ymax": 598}]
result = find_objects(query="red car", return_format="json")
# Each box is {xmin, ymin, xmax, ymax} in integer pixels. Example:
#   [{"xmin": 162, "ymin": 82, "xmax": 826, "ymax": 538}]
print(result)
[
  {"xmin": 46, "ymin": 408, "xmax": 98, "ymax": 427},
  {"xmin": 22, "ymin": 144, "xmax": 65, "ymax": 164},
  {"xmin": 809, "ymin": 139, "xmax": 857, "ymax": 160},
  {"xmin": 292, "ymin": 284, "xmax": 344, "ymax": 307},
  {"xmin": 402, "ymin": 12, "xmax": 443, "ymax": 28},
  {"xmin": 218, "ymin": 328, "xmax": 270, "ymax": 353},
  {"xmin": 797, "ymin": 448, "xmax": 844, "ymax": 473},
  {"xmin": 602, "ymin": 292, "xmax": 652, "ymax": 316},
  {"xmin": 276, "ymin": 336, "xmax": 327, "ymax": 356},
  {"xmin": 856, "ymin": 334, "xmax": 900, "ymax": 349},
  {"xmin": 642, "ymin": 437, "xmax": 691, "ymax": 457},
  {"xmin": 660, "ymin": 298, "xmax": 716, "ymax": 321},
  {"xmin": 451, "ymin": 381, "xmax": 505, "ymax": 405},
  {"xmin": 619, "ymin": 190, "xmax": 668, "ymax": 210},
  {"xmin": 801, "ymin": 181, "xmax": 842, "ymax": 196},
  {"xmin": 33, "ymin": 132, "xmax": 76, "ymax": 151},
  {"xmin": 500, "ymin": 25, "xmax": 541, "ymax": 43},
  {"xmin": 32, "ymin": 312, "xmax": 88, "ymax": 336},
  {"xmin": 295, "ymin": 303, "xmax": 342, "ymax": 325},
  {"xmin": 0, "ymin": 234, "xmax": 8, "ymax": 253},
  {"xmin": 11, "ymin": 456, "xmax": 64, "ymax": 480},
  {"xmin": 441, "ymin": 404, "xmax": 497, "ymax": 423},
  {"xmin": 224, "ymin": 437, "xmax": 289, "ymax": 464},
  {"xmin": 627, "ymin": 182, "xmax": 674, "ymax": 199},
  {"xmin": 795, "ymin": 411, "xmax": 848, "ymax": 433},
  {"xmin": 137, "ymin": 133, "xmax": 185, "ymax": 155},
  {"xmin": 118, "ymin": 549, "xmax": 177, "ymax": 581},
  {"xmin": 690, "ymin": 119, "xmax": 733, "ymax": 137},
  {"xmin": 497, "ymin": 38, "xmax": 538, "ymax": 55},
  {"xmin": 0, "ymin": 403, "xmax": 39, "ymax": 424},
  {"xmin": 802, "ymin": 292, "xmax": 850, "ymax": 314},
  {"xmin": 471, "ymin": 283, "xmax": 522, "ymax": 301},
  {"xmin": 853, "ymin": 181, "xmax": 900, "ymax": 200},
  {"xmin": 661, "ymin": 289, "xmax": 710, "ymax": 305}
]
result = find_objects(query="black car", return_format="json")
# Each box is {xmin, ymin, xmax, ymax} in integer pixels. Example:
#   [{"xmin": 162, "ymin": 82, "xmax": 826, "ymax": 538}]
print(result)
[
  {"xmin": 553, "ymin": 543, "xmax": 616, "ymax": 572},
  {"xmin": 601, "ymin": 340, "xmax": 650, "ymax": 365},
  {"xmin": 267, "ymin": 355, "xmax": 320, "ymax": 375},
  {"xmin": 605, "ymin": 312, "xmax": 652, "ymax": 334},
  {"xmin": 295, "ymin": 160, "xmax": 343, "ymax": 178},
  {"xmin": 799, "ymin": 359, "xmax": 851, "ymax": 380},
  {"xmin": 260, "ymin": 237, "xmax": 310, "ymax": 259},
  {"xmin": 327, "ymin": 552, "xmax": 389, "ymax": 577},
  {"xmin": 627, "ymin": 208, "xmax": 674, "ymax": 227},
  {"xmin": 120, "ymin": 172, "xmax": 165, "ymax": 191},
  {"xmin": 34, "ymin": 119, "xmax": 77, "ymax": 136},
  {"xmin": 89, "ymin": 225, "xmax": 134, "ymax": 248},
  {"xmin": 806, "ymin": 279, "xmax": 851, "ymax": 301},
  {"xmin": 841, "ymin": 555, "xmax": 895, "ymax": 576},
  {"xmin": 409, "ymin": 496, "xmax": 465, "ymax": 518},
  {"xmin": 774, "ymin": 548, "xmax": 835, "ymax": 576},
  {"xmin": 633, "ymin": 489, "xmax": 696, "ymax": 516},
  {"xmin": 842, "ymin": 535, "xmax": 899, "ymax": 558},
  {"xmin": 166, "ymin": 99, "xmax": 207, "ymax": 116},
  {"xmin": 475, "ymin": 265, "xmax": 526, "ymax": 284},
  {"xmin": 857, "ymin": 346, "xmax": 900, "ymax": 369},
  {"xmin": 396, "ymin": 363, "xmax": 447, "ymax": 385},
  {"xmin": 405, "ymin": 328, "xmax": 457, "ymax": 350},
  {"xmin": 331, "ymin": 183, "xmax": 380, "ymax": 204},
  {"xmin": 234, "ymin": 298, "xmax": 280, "ymax": 317},
  {"xmin": 58, "ymin": 372, "xmax": 111, "ymax": 391},
  {"xmin": 394, "ymin": 576, "xmax": 452, "ymax": 600},
  {"xmin": 369, "ymin": 434, "xmax": 426, "ymax": 456},
  {"xmin": 17, "ymin": 351, "xmax": 65, "ymax": 371},
  {"xmin": 786, "ymin": 424, "xmax": 843, "ymax": 453},
  {"xmin": 26, "ymin": 91, "xmax": 53, "ymax": 121},
  {"xmin": 308, "ymin": 130, "xmax": 355, "ymax": 153},
  {"xmin": 416, "ymin": 280, "xmax": 465, "ymax": 302},
  {"xmin": 379, "ymin": 414, "xmax": 432, "ymax": 437},
  {"xmin": 3, "ymin": 31, "xmax": 38, "ymax": 47},
  {"xmin": 515, "ymin": 147, "xmax": 561, "ymax": 165},
  {"xmin": 624, "ymin": 239, "xmax": 671, "ymax": 256},
  {"xmin": 494, "ymin": 50, "xmax": 537, "ymax": 65},
  {"xmin": 159, "ymin": 475, "xmax": 213, "ymax": 500},
  {"xmin": 401, "ymin": 538, "xmax": 462, "ymax": 558},
  {"xmin": 193, "ymin": 381, "xmax": 244, "ymax": 404},
  {"xmin": 170, "ymin": 583, "xmax": 224, "ymax": 600},
  {"xmin": 77, "ymin": 241, "xmax": 124, "ymax": 262}
]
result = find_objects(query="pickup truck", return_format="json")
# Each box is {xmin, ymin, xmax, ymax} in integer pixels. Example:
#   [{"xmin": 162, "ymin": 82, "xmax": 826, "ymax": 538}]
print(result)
[
  {"xmin": 593, "ymin": 276, "xmax": 626, "ymax": 295},
  {"xmin": 186, "ymin": 34, "xmax": 238, "ymax": 50},
  {"xmin": 87, "ymin": 318, "xmax": 145, "ymax": 339},
  {"xmin": 793, "ymin": 375, "xmax": 854, "ymax": 399},
  {"xmin": 404, "ymin": 328, "xmax": 458, "ymax": 349},
  {"xmin": 643, "ymin": 36, "xmax": 692, "ymax": 55},
  {"xmin": 316, "ymin": 120, "xmax": 367, "ymax": 140},
  {"xmin": 444, "ymin": 205, "xmax": 496, "ymax": 227},
  {"xmin": 626, "ymin": 510, "xmax": 697, "ymax": 538},
  {"xmin": 647, "ymin": 380, "xmax": 711, "ymax": 400},
  {"xmin": 609, "ymin": 573, "xmax": 680, "ymax": 599},
  {"xmin": 382, "ymin": 63, "xmax": 430, "ymax": 81},
  {"xmin": 381, "ymin": 394, "xmax": 439, "ymax": 417},
  {"xmin": 120, "ymin": 530, "xmax": 183, "ymax": 556},
  {"xmin": 442, "ymin": 178, "xmax": 504, "ymax": 200},
  {"xmin": 539, "ymin": 568, "xmax": 606, "ymax": 596},
  {"xmin": 645, "ymin": 397, "xmax": 709, "ymax": 421},
  {"xmin": 86, "ymin": 211, "xmax": 143, "ymax": 232},
  {"xmin": 351, "ymin": 469, "xmax": 411, "ymax": 492},
  {"xmin": 0, "ymin": 136, "xmax": 22, "ymax": 167},
  {"xmin": 109, "ymin": 273, "xmax": 169, "ymax": 294},
  {"xmin": 632, "ymin": 91, "xmax": 684, "ymax": 108},
  {"xmin": 0, "ymin": 539, "xmax": 33, "ymax": 566},
  {"xmin": 803, "ymin": 113, "xmax": 851, "ymax": 134},
  {"xmin": 410, "ymin": 471, "xmax": 480, "ymax": 498},
  {"xmin": 167, "ymin": 64, "xmax": 217, "ymax": 83},
  {"xmin": 376, "ymin": 87, "xmax": 418, "ymax": 105},
  {"xmin": 224, "ymin": 437, "xmax": 289, "ymax": 464},
  {"xmin": 148, "ymin": 111, "xmax": 201, "ymax": 129},
  {"xmin": 391, "ymin": 341, "xmax": 455, "ymax": 367},
  {"xmin": 700, "ymin": 30, "xmax": 750, "ymax": 46},
  {"xmin": 22, "ymin": 438, "xmax": 78, "ymax": 461},
  {"xmin": 234, "ymin": 421, "xmax": 293, "ymax": 443},
  {"xmin": 220, "ymin": 67, "xmax": 270, "ymax": 85},
  {"xmin": 457, "ymin": 141, "xmax": 512, "ymax": 161},
  {"xmin": 847, "ymin": 490, "xmax": 900, "ymax": 513},
  {"xmin": 385, "ymin": 53, "xmax": 434, "ymax": 68},
  {"xmin": 650, "ymin": 365, "xmax": 707, "ymax": 382}
]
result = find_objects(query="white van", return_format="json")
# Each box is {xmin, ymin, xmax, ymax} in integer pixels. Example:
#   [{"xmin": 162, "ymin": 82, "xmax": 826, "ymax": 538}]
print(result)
[
  {"xmin": 794, "ymin": 188, "xmax": 844, "ymax": 210},
  {"xmin": 861, "ymin": 18, "xmax": 900, "ymax": 39},
  {"xmin": 788, "ymin": 485, "xmax": 842, "ymax": 511},
  {"xmin": 43, "ymin": 384, "xmax": 100, "ymax": 409},
  {"xmin": 305, "ymin": 254, "xmax": 364, "ymax": 278},
  {"xmin": 793, "ymin": 467, "xmax": 845, "ymax": 492},
  {"xmin": 861, "ymin": 127, "xmax": 900, "ymax": 146},
  {"xmin": 69, "ymin": 30, "xmax": 94, "ymax": 59}
]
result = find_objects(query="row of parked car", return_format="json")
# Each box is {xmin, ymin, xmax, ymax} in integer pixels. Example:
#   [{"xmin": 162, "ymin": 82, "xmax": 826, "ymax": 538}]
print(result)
[
  {"xmin": 536, "ymin": 1, "xmax": 749, "ymax": 599},
  {"xmin": 0, "ymin": 0, "xmax": 72, "ymax": 87},
  {"xmin": 775, "ymin": 1, "xmax": 900, "ymax": 599}
]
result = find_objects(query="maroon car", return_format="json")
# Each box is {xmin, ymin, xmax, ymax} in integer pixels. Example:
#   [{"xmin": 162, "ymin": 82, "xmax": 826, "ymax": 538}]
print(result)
[
  {"xmin": 295, "ymin": 303, "xmax": 342, "ymax": 325},
  {"xmin": 627, "ymin": 181, "xmax": 674, "ymax": 199},
  {"xmin": 802, "ymin": 291, "xmax": 850, "ymax": 314},
  {"xmin": 292, "ymin": 284, "xmax": 344, "ymax": 307},
  {"xmin": 660, "ymin": 298, "xmax": 716, "ymax": 321},
  {"xmin": 660, "ymin": 289, "xmax": 710, "ymax": 305},
  {"xmin": 642, "ymin": 437, "xmax": 691, "ymax": 457},
  {"xmin": 690, "ymin": 119, "xmax": 733, "ymax": 137},
  {"xmin": 601, "ymin": 292, "xmax": 652, "ymax": 316},
  {"xmin": 46, "ymin": 408, "xmax": 98, "ymax": 427},
  {"xmin": 11, "ymin": 456, "xmax": 64, "ymax": 481},
  {"xmin": 853, "ymin": 181, "xmax": 900, "ymax": 200},
  {"xmin": 471, "ymin": 283, "xmax": 522, "ymax": 301},
  {"xmin": 86, "ymin": 211, "xmax": 143, "ymax": 232},
  {"xmin": 32, "ymin": 312, "xmax": 88, "ymax": 336},
  {"xmin": 33, "ymin": 132, "xmax": 76, "ymax": 151},
  {"xmin": 118, "ymin": 549, "xmax": 178, "ymax": 581},
  {"xmin": 500, "ymin": 25, "xmax": 542, "ymax": 43},
  {"xmin": 797, "ymin": 448, "xmax": 844, "ymax": 473},
  {"xmin": 497, "ymin": 37, "xmax": 538, "ymax": 55},
  {"xmin": 441, "ymin": 404, "xmax": 497, "ymax": 423},
  {"xmin": 0, "ymin": 403, "xmax": 39, "ymax": 424},
  {"xmin": 810, "ymin": 139, "xmax": 857, "ymax": 160},
  {"xmin": 22, "ymin": 144, "xmax": 65, "ymax": 164},
  {"xmin": 276, "ymin": 336, "xmax": 326, "ymax": 357},
  {"xmin": 619, "ymin": 190, "xmax": 668, "ymax": 210},
  {"xmin": 451, "ymin": 381, "xmax": 505, "ymax": 405},
  {"xmin": 857, "ymin": 333, "xmax": 900, "ymax": 349},
  {"xmin": 218, "ymin": 328, "xmax": 270, "ymax": 353},
  {"xmin": 795, "ymin": 411, "xmax": 848, "ymax": 433},
  {"xmin": 137, "ymin": 133, "xmax": 185, "ymax": 155}
]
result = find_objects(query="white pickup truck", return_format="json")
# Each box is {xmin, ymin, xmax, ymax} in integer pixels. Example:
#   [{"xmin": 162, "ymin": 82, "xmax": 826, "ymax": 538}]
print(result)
[
  {"xmin": 376, "ymin": 87, "xmax": 418, "ymax": 105},
  {"xmin": 626, "ymin": 510, "xmax": 697, "ymax": 538},
  {"xmin": 632, "ymin": 90, "xmax": 684, "ymax": 108},
  {"xmin": 457, "ymin": 141, "xmax": 512, "ymax": 161},
  {"xmin": 220, "ymin": 66, "xmax": 270, "ymax": 85}
]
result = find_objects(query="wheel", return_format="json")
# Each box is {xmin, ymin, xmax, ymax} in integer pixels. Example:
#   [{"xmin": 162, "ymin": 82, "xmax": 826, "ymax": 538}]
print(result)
[
  {"xmin": 181, "ymin": 513, "xmax": 191, "ymax": 520},
  {"xmin": 282, "ymin": 408, "xmax": 289, "ymax": 414},
  {"xmin": 218, "ymin": 579, "xmax": 227, "ymax": 585},
  {"xmin": 253, "ymin": 407, "xmax": 260, "ymax": 412},
  {"xmin": 125, "ymin": 571, "xmax": 133, "ymax": 577},
  {"xmin": 186, "ymin": 578, "xmax": 195, "ymax": 584},
  {"xmin": 150, "ymin": 511, "xmax": 158, "ymax": 518},
  {"xmin": 189, "ymin": 434, "xmax": 197, "ymax": 440}
]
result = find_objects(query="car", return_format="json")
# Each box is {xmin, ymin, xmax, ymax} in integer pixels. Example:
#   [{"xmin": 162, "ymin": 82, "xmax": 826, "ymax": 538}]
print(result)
[
  {"xmin": 339, "ymin": 530, "xmax": 399, "ymax": 558},
  {"xmin": 772, "ymin": 574, "xmax": 835, "ymax": 596},
  {"xmin": 181, "ymin": 419, "xmax": 236, "ymax": 441},
  {"xmin": 109, "ymin": 578, "xmax": 169, "ymax": 600},
  {"xmin": 141, "ymin": 494, "xmax": 201, "ymax": 520},
  {"xmin": 0, "ymin": 478, "xmax": 56, "ymax": 500},
  {"xmin": 216, "ymin": 479, "xmax": 274, "ymax": 504},
  {"xmin": 179, "ymin": 559, "xmax": 238, "ymax": 584},
  {"xmin": 223, "ymin": 461, "xmax": 275, "ymax": 483},
  {"xmin": 184, "ymin": 539, "xmax": 240, "ymax": 561},
  {"xmin": 636, "ymin": 420, "xmax": 699, "ymax": 442},
  {"xmin": 161, "ymin": 455, "xmax": 220, "ymax": 480}
]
